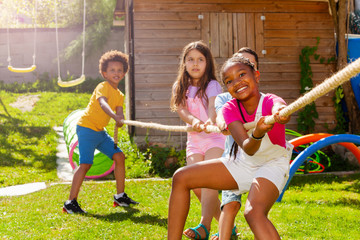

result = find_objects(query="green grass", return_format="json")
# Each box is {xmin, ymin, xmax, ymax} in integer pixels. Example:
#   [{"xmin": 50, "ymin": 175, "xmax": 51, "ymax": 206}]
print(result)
[
  {"xmin": 0, "ymin": 91, "xmax": 152, "ymax": 188},
  {"xmin": 1, "ymin": 91, "xmax": 360, "ymax": 239},
  {"xmin": 0, "ymin": 91, "xmax": 91, "ymax": 187},
  {"xmin": 1, "ymin": 174, "xmax": 360, "ymax": 239}
]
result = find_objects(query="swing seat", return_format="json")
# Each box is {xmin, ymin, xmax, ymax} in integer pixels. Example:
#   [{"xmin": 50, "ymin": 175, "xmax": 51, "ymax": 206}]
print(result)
[
  {"xmin": 57, "ymin": 74, "xmax": 86, "ymax": 88},
  {"xmin": 8, "ymin": 65, "xmax": 36, "ymax": 73}
]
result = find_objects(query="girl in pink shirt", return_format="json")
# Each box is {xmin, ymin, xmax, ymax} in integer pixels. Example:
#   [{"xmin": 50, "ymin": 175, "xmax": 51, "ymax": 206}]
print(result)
[
  {"xmin": 168, "ymin": 54, "xmax": 293, "ymax": 240},
  {"xmin": 170, "ymin": 41, "xmax": 225, "ymax": 239}
]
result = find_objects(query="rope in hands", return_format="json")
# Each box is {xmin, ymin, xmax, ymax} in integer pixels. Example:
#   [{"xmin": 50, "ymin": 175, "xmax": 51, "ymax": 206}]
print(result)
[{"xmin": 113, "ymin": 57, "xmax": 360, "ymax": 139}]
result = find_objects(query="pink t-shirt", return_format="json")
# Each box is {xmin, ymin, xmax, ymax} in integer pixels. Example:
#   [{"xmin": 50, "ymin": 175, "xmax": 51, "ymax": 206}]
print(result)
[
  {"xmin": 186, "ymin": 80, "xmax": 223, "ymax": 111},
  {"xmin": 222, "ymin": 93, "xmax": 287, "ymax": 148}
]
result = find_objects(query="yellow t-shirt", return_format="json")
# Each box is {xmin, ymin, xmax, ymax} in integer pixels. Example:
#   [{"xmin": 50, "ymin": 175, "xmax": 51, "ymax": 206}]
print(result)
[{"xmin": 78, "ymin": 81, "xmax": 124, "ymax": 131}]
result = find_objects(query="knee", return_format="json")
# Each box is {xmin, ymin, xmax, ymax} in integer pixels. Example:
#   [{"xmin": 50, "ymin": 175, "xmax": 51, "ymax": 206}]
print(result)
[
  {"xmin": 172, "ymin": 167, "xmax": 189, "ymax": 188},
  {"xmin": 79, "ymin": 163, "xmax": 92, "ymax": 172},
  {"xmin": 113, "ymin": 152, "xmax": 125, "ymax": 163},
  {"xmin": 244, "ymin": 204, "xmax": 263, "ymax": 224},
  {"xmin": 223, "ymin": 201, "xmax": 241, "ymax": 217}
]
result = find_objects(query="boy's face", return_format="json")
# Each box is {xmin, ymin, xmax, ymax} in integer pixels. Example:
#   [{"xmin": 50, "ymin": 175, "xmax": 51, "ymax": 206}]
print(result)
[{"xmin": 102, "ymin": 61, "xmax": 125, "ymax": 88}]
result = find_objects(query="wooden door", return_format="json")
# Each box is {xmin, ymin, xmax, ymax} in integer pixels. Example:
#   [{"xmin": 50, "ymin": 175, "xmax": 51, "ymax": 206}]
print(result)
[{"xmin": 200, "ymin": 12, "xmax": 265, "ymax": 60}]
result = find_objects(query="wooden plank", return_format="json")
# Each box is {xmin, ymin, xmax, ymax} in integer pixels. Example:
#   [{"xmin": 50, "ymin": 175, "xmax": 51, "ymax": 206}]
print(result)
[
  {"xmin": 260, "ymin": 72, "xmax": 332, "ymax": 81},
  {"xmin": 260, "ymin": 81, "xmax": 300, "ymax": 90},
  {"xmin": 246, "ymin": 13, "xmax": 255, "ymax": 50},
  {"xmin": 236, "ymin": 13, "xmax": 247, "ymax": 50},
  {"xmin": 134, "ymin": 12, "xmax": 200, "ymax": 21},
  {"xmin": 201, "ymin": 12, "xmax": 210, "ymax": 46},
  {"xmin": 264, "ymin": 46, "xmax": 334, "ymax": 57},
  {"xmin": 227, "ymin": 13, "xmax": 233, "ymax": 56},
  {"xmin": 134, "ymin": 45, "xmax": 187, "ymax": 55},
  {"xmin": 134, "ymin": 20, "xmax": 200, "ymax": 30},
  {"xmin": 133, "ymin": 3, "xmax": 329, "ymax": 13},
  {"xmin": 260, "ymin": 63, "xmax": 333, "ymax": 73},
  {"xmin": 232, "ymin": 13, "xmax": 239, "ymax": 52},
  {"xmin": 255, "ymin": 13, "xmax": 264, "ymax": 57},
  {"xmin": 136, "ymin": 64, "xmax": 178, "ymax": 74},
  {"xmin": 135, "ymin": 108, "xmax": 178, "ymax": 118},
  {"xmin": 134, "ymin": 38, "xmax": 194, "ymax": 47},
  {"xmin": 264, "ymin": 12, "xmax": 333, "ymax": 22},
  {"xmin": 136, "ymin": 82, "xmax": 173, "ymax": 90},
  {"xmin": 134, "ymin": 73, "xmax": 178, "ymax": 83},
  {"xmin": 264, "ymin": 21, "xmax": 334, "ymax": 30},
  {"xmin": 219, "ymin": 13, "xmax": 231, "ymax": 58},
  {"xmin": 135, "ymin": 99, "xmax": 172, "ymax": 109},
  {"xmin": 134, "ymin": 55, "xmax": 180, "ymax": 65},
  {"xmin": 135, "ymin": 92, "xmax": 172, "ymax": 101},
  {"xmin": 133, "ymin": 0, "xmax": 329, "ymax": 4},
  {"xmin": 264, "ymin": 38, "xmax": 334, "ymax": 47},
  {"xmin": 210, "ymin": 13, "xmax": 220, "ymax": 57},
  {"xmin": 264, "ymin": 29, "xmax": 333, "ymax": 38},
  {"xmin": 134, "ymin": 29, "xmax": 201, "ymax": 39}
]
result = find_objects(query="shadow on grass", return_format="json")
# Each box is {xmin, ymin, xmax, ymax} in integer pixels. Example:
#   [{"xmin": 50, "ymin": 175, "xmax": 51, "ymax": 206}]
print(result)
[
  {"xmin": 0, "ymin": 119, "xmax": 56, "ymax": 169},
  {"xmin": 86, "ymin": 207, "xmax": 167, "ymax": 226},
  {"xmin": 0, "ymin": 97, "xmax": 11, "ymax": 118},
  {"xmin": 290, "ymin": 173, "xmax": 360, "ymax": 188}
]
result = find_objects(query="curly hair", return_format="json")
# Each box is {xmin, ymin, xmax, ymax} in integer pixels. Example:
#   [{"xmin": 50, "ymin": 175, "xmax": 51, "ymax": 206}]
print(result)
[{"xmin": 99, "ymin": 50, "xmax": 129, "ymax": 76}]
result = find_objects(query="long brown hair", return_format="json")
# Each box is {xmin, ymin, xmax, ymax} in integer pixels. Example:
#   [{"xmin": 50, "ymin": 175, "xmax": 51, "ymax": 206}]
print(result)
[{"xmin": 170, "ymin": 41, "xmax": 217, "ymax": 111}]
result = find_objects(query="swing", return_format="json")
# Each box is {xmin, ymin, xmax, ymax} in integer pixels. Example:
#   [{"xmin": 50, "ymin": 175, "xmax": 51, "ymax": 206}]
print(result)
[
  {"xmin": 55, "ymin": 0, "xmax": 86, "ymax": 88},
  {"xmin": 6, "ymin": 0, "xmax": 37, "ymax": 73}
]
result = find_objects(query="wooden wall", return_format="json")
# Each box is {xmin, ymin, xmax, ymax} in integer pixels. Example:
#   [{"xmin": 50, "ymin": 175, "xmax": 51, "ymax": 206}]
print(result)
[{"xmin": 125, "ymin": 0, "xmax": 336, "ymax": 147}]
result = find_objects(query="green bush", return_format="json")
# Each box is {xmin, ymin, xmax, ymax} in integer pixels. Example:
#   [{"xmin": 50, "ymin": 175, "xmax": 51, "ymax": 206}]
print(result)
[{"xmin": 143, "ymin": 145, "xmax": 186, "ymax": 178}]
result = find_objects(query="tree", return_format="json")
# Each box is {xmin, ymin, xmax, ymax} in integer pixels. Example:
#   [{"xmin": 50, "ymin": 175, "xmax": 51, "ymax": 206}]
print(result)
[{"xmin": 1, "ymin": 0, "xmax": 117, "ymax": 60}]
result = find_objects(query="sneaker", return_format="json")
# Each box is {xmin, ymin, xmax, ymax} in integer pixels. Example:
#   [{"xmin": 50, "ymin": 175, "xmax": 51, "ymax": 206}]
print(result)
[
  {"xmin": 113, "ymin": 193, "xmax": 139, "ymax": 207},
  {"xmin": 62, "ymin": 199, "xmax": 87, "ymax": 214}
]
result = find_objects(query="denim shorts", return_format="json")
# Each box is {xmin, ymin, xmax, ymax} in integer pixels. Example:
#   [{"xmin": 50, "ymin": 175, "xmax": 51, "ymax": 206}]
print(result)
[
  {"xmin": 76, "ymin": 125, "xmax": 122, "ymax": 164},
  {"xmin": 221, "ymin": 190, "xmax": 242, "ymax": 210}
]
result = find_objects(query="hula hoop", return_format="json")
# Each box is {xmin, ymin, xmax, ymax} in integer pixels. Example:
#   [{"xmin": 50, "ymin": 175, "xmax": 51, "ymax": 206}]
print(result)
[
  {"xmin": 68, "ymin": 140, "xmax": 115, "ymax": 179},
  {"xmin": 277, "ymin": 134, "xmax": 360, "ymax": 202},
  {"xmin": 289, "ymin": 133, "xmax": 360, "ymax": 163}
]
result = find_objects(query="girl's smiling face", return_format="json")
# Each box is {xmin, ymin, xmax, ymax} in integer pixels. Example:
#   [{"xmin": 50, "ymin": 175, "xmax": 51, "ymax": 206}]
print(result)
[
  {"xmin": 223, "ymin": 62, "xmax": 260, "ymax": 101},
  {"xmin": 184, "ymin": 49, "xmax": 207, "ymax": 85}
]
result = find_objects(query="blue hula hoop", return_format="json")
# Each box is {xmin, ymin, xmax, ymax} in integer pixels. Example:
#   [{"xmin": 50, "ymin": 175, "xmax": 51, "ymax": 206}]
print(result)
[{"xmin": 277, "ymin": 134, "xmax": 360, "ymax": 202}]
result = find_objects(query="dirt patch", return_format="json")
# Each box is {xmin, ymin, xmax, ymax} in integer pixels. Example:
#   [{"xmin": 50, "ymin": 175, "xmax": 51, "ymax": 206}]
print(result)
[{"xmin": 9, "ymin": 94, "xmax": 40, "ymax": 112}]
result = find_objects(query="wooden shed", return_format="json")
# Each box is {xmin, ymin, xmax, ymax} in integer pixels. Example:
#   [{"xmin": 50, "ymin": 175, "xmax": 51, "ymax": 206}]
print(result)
[{"xmin": 117, "ymin": 0, "xmax": 336, "ymax": 147}]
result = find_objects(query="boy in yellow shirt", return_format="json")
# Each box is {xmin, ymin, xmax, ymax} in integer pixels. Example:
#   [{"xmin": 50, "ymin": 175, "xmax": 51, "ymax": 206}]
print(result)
[{"xmin": 63, "ymin": 50, "xmax": 138, "ymax": 214}]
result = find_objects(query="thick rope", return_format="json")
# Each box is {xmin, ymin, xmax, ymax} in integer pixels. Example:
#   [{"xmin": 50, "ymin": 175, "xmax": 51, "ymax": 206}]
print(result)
[
  {"xmin": 121, "ymin": 58, "xmax": 360, "ymax": 133},
  {"xmin": 114, "ymin": 126, "xmax": 119, "ymax": 149}
]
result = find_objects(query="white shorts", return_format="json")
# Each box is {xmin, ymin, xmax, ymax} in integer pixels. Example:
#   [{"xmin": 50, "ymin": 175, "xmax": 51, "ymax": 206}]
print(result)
[{"xmin": 220, "ymin": 152, "xmax": 290, "ymax": 195}]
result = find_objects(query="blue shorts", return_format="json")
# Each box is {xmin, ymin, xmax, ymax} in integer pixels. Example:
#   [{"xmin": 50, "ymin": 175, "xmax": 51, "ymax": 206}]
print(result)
[
  {"xmin": 76, "ymin": 125, "xmax": 122, "ymax": 164},
  {"xmin": 221, "ymin": 190, "xmax": 242, "ymax": 210}
]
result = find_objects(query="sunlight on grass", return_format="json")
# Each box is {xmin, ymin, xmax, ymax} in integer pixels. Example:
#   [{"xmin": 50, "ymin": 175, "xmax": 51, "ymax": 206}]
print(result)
[{"xmin": 1, "ymin": 175, "xmax": 360, "ymax": 239}]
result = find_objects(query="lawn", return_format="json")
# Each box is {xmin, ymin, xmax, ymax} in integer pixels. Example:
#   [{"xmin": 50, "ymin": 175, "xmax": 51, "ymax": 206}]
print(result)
[
  {"xmin": 1, "ymin": 174, "xmax": 360, "ymax": 239},
  {"xmin": 1, "ymin": 91, "xmax": 360, "ymax": 239}
]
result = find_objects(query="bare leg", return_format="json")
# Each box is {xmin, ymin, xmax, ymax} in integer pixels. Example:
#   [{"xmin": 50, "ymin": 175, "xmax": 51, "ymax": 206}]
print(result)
[
  {"xmin": 186, "ymin": 153, "xmax": 204, "ymax": 202},
  {"xmin": 183, "ymin": 148, "xmax": 223, "ymax": 238},
  {"xmin": 218, "ymin": 201, "xmax": 240, "ymax": 240},
  {"xmin": 244, "ymin": 178, "xmax": 280, "ymax": 240},
  {"xmin": 113, "ymin": 152, "xmax": 126, "ymax": 194},
  {"xmin": 69, "ymin": 163, "xmax": 92, "ymax": 200},
  {"xmin": 168, "ymin": 159, "xmax": 237, "ymax": 240}
]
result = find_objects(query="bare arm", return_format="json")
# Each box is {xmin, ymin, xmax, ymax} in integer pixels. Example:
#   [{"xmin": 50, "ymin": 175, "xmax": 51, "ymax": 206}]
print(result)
[
  {"xmin": 228, "ymin": 116, "xmax": 274, "ymax": 156},
  {"xmin": 176, "ymin": 103, "xmax": 203, "ymax": 132},
  {"xmin": 215, "ymin": 106, "xmax": 231, "ymax": 135},
  {"xmin": 98, "ymin": 96, "xmax": 124, "ymax": 127}
]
